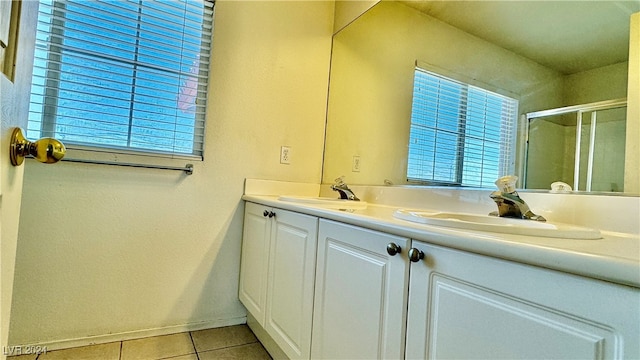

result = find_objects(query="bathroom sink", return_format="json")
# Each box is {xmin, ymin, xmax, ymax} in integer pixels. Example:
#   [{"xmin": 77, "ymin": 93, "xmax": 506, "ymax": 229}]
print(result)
[
  {"xmin": 278, "ymin": 196, "xmax": 367, "ymax": 210},
  {"xmin": 393, "ymin": 209, "xmax": 602, "ymax": 240}
]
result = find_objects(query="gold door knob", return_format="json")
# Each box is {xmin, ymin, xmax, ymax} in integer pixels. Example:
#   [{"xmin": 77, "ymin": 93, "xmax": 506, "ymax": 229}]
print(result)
[{"xmin": 10, "ymin": 128, "xmax": 66, "ymax": 166}]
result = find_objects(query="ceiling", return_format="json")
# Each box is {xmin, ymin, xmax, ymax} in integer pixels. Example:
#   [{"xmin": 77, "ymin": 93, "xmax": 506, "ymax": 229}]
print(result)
[{"xmin": 400, "ymin": 1, "xmax": 640, "ymax": 75}]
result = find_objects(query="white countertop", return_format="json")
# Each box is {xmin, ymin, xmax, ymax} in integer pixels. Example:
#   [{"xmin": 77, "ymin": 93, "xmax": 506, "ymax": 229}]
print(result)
[{"xmin": 242, "ymin": 194, "xmax": 640, "ymax": 288}]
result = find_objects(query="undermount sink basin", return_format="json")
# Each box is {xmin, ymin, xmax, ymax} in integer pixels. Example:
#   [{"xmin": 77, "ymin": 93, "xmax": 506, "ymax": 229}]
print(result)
[
  {"xmin": 278, "ymin": 196, "xmax": 367, "ymax": 210},
  {"xmin": 393, "ymin": 209, "xmax": 602, "ymax": 240}
]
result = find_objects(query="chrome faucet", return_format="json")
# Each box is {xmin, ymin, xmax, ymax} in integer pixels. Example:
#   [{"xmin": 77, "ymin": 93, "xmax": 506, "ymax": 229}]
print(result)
[
  {"xmin": 489, "ymin": 176, "xmax": 546, "ymax": 221},
  {"xmin": 331, "ymin": 176, "xmax": 360, "ymax": 201}
]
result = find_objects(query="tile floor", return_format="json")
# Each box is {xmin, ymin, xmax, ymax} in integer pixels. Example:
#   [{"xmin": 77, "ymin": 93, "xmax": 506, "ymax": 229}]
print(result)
[{"xmin": 7, "ymin": 325, "xmax": 271, "ymax": 360}]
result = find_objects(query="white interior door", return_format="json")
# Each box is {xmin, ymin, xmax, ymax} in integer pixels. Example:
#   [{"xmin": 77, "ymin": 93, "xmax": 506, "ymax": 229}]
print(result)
[{"xmin": 1, "ymin": 1, "xmax": 39, "ymax": 357}]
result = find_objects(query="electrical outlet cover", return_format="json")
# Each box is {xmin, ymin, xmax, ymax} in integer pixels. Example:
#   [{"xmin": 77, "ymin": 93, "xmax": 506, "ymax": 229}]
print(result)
[
  {"xmin": 280, "ymin": 146, "xmax": 291, "ymax": 164},
  {"xmin": 352, "ymin": 155, "xmax": 361, "ymax": 172}
]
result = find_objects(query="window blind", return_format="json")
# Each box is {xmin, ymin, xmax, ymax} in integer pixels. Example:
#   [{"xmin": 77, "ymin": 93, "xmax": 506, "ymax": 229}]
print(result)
[
  {"xmin": 28, "ymin": 0, "xmax": 214, "ymax": 158},
  {"xmin": 407, "ymin": 68, "xmax": 517, "ymax": 187}
]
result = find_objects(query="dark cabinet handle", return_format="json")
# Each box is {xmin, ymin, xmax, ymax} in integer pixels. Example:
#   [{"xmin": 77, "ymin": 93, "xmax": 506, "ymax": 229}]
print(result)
[
  {"xmin": 268, "ymin": 211, "xmax": 276, "ymax": 218},
  {"xmin": 263, "ymin": 210, "xmax": 269, "ymax": 217},
  {"xmin": 408, "ymin": 248, "xmax": 424, "ymax": 262},
  {"xmin": 386, "ymin": 243, "xmax": 401, "ymax": 256}
]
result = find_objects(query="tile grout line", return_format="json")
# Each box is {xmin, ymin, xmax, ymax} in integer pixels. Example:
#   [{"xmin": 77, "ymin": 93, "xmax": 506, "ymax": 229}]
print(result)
[
  {"xmin": 188, "ymin": 331, "xmax": 200, "ymax": 360},
  {"xmin": 196, "ymin": 342, "xmax": 261, "ymax": 357}
]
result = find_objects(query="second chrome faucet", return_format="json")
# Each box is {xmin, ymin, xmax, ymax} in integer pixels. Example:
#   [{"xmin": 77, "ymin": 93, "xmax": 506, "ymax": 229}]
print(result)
[{"xmin": 489, "ymin": 175, "xmax": 546, "ymax": 221}]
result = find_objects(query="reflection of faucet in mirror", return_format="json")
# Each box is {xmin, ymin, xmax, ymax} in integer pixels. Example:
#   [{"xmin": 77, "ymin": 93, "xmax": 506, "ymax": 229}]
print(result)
[
  {"xmin": 489, "ymin": 175, "xmax": 546, "ymax": 222},
  {"xmin": 331, "ymin": 176, "xmax": 360, "ymax": 201}
]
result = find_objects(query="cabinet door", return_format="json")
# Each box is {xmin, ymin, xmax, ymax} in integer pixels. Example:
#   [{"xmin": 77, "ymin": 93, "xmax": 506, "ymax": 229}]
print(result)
[
  {"xmin": 312, "ymin": 220, "xmax": 410, "ymax": 360},
  {"xmin": 239, "ymin": 202, "xmax": 272, "ymax": 325},
  {"xmin": 406, "ymin": 242, "xmax": 640, "ymax": 360},
  {"xmin": 265, "ymin": 210, "xmax": 318, "ymax": 360}
]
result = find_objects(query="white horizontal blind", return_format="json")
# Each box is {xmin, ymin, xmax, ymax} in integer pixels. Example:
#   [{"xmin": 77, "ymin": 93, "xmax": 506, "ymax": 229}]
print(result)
[
  {"xmin": 28, "ymin": 0, "xmax": 214, "ymax": 158},
  {"xmin": 407, "ymin": 68, "xmax": 517, "ymax": 187}
]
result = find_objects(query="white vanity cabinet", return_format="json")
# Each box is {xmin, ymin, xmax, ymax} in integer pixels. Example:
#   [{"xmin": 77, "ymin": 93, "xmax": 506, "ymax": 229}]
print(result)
[
  {"xmin": 405, "ymin": 241, "xmax": 640, "ymax": 360},
  {"xmin": 238, "ymin": 202, "xmax": 318, "ymax": 360},
  {"xmin": 311, "ymin": 219, "xmax": 411, "ymax": 359}
]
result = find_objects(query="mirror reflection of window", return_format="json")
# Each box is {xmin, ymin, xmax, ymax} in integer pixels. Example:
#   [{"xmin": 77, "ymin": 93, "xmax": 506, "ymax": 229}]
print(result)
[{"xmin": 407, "ymin": 68, "xmax": 518, "ymax": 187}]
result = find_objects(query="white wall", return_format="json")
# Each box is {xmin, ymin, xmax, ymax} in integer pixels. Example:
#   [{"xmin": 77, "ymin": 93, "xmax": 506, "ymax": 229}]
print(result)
[{"xmin": 9, "ymin": 0, "xmax": 333, "ymax": 347}]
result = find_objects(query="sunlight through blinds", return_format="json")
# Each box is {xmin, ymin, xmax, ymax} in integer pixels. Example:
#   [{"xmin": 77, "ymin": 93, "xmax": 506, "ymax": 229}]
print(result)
[{"xmin": 28, "ymin": 0, "xmax": 214, "ymax": 158}]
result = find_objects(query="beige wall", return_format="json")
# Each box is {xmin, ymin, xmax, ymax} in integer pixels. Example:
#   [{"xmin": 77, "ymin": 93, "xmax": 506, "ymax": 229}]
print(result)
[
  {"xmin": 9, "ymin": 1, "xmax": 333, "ymax": 346},
  {"xmin": 333, "ymin": 0, "xmax": 378, "ymax": 34},
  {"xmin": 564, "ymin": 62, "xmax": 628, "ymax": 105},
  {"xmin": 625, "ymin": 12, "xmax": 639, "ymax": 194}
]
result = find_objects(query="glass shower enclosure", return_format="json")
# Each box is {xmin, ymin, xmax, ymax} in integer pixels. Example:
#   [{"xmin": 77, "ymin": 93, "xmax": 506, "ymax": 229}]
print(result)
[{"xmin": 523, "ymin": 98, "xmax": 627, "ymax": 192}]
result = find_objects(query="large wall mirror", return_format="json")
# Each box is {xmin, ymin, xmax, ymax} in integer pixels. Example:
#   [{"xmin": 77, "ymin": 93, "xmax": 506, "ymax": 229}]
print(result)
[{"xmin": 322, "ymin": 1, "xmax": 639, "ymax": 194}]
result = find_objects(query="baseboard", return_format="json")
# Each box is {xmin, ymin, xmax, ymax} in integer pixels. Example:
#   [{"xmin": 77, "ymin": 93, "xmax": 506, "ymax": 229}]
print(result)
[{"xmin": 13, "ymin": 316, "xmax": 247, "ymax": 352}]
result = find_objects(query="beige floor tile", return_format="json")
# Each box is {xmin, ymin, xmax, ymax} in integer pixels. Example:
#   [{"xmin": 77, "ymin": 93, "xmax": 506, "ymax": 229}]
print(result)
[
  {"xmin": 121, "ymin": 332, "xmax": 195, "ymax": 360},
  {"xmin": 198, "ymin": 343, "xmax": 271, "ymax": 360},
  {"xmin": 191, "ymin": 325, "xmax": 257, "ymax": 353},
  {"xmin": 38, "ymin": 342, "xmax": 120, "ymax": 360}
]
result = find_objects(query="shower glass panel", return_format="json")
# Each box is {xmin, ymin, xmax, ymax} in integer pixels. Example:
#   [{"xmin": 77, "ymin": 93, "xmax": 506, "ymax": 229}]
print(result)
[{"xmin": 524, "ymin": 99, "xmax": 627, "ymax": 192}]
